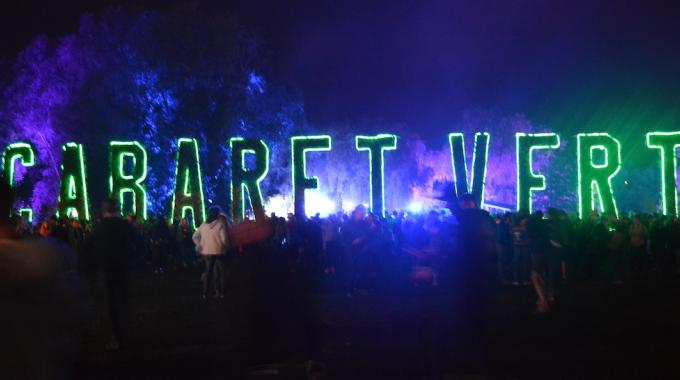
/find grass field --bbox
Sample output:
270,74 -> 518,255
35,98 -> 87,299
73,256 -> 680,379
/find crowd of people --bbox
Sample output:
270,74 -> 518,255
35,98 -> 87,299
5,177 -> 680,373
7,196 -> 680,320
8,199 -> 680,310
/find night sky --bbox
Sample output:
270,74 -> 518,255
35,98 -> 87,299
2,0 -> 679,136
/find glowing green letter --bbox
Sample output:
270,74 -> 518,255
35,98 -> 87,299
230,138 -> 269,222
109,141 -> 148,220
515,133 -> 560,213
2,142 -> 35,187
58,142 -> 90,220
291,135 -> 332,217
2,142 -> 36,217
170,138 -> 206,228
646,131 -> 680,216
18,208 -> 33,223
577,133 -> 622,218
355,134 -> 397,217
448,132 -> 490,208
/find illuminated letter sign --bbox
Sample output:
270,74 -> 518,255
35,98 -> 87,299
355,134 -> 397,217
448,132 -> 490,208
646,132 -> 680,216
515,133 -> 560,213
577,133 -> 622,218
291,135 -> 332,217
1,142 -> 35,217
109,141 -> 148,220
2,142 -> 35,187
230,138 -> 269,222
170,138 -> 206,228
6,129 -> 674,221
58,142 -> 90,220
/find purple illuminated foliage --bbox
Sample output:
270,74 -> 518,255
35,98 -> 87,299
305,112 -> 575,213
4,7 -> 646,217
0,7 -> 303,218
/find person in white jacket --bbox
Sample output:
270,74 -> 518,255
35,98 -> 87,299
193,207 -> 229,298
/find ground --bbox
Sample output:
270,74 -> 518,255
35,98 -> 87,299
73,256 -> 680,379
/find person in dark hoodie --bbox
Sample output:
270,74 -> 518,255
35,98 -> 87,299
448,193 -> 496,373
83,197 -> 138,350
192,206 -> 229,299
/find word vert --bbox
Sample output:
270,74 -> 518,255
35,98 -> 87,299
2,132 -> 679,221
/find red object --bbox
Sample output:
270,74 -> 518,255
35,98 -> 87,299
229,219 -> 273,247
410,266 -> 435,284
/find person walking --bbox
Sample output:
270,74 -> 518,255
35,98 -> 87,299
193,207 -> 229,299
176,217 -> 196,268
668,216 -> 680,274
448,193 -> 497,372
83,197 -> 138,350
527,211 -> 551,313
511,212 -> 531,286
149,217 -> 172,274
629,216 -> 647,276
546,209 -> 568,301
341,205 -> 369,296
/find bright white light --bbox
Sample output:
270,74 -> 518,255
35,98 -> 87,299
408,202 -> 423,213
264,194 -> 292,217
342,200 -> 357,212
265,192 -> 336,218
69,209 -> 79,219
305,191 -> 335,217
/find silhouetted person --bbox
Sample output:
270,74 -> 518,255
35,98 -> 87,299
149,216 -> 172,274
449,193 -> 496,373
527,211 -> 550,312
176,217 -> 196,268
83,197 -> 137,350
511,210 -> 531,285
649,216 -> 667,273
669,216 -> 680,274
1,177 -> 87,378
341,205 -> 369,296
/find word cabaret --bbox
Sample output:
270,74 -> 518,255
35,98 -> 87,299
2,132 -> 680,223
